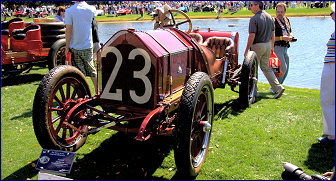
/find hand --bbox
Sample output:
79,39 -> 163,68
244,49 -> 248,58
322,172 -> 333,177
65,48 -> 69,56
282,35 -> 292,42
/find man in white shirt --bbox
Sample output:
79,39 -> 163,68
64,1 -> 98,94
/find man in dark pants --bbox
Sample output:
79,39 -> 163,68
244,1 -> 285,99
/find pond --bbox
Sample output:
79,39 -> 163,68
97,16 -> 335,90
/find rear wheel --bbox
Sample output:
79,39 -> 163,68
239,51 -> 258,108
33,65 -> 91,151
48,39 -> 66,70
174,72 -> 214,178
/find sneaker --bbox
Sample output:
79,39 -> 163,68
269,87 -> 275,94
318,137 -> 335,144
255,91 -> 259,97
273,87 -> 285,99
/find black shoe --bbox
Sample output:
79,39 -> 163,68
318,137 -> 335,144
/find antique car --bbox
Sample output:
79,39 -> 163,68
116,8 -> 132,15
13,11 -> 25,17
32,10 -> 257,178
1,18 -> 66,76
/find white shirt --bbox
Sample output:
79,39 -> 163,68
64,2 -> 96,50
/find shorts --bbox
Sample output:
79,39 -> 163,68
70,48 -> 97,77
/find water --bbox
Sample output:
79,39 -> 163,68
97,17 -> 335,90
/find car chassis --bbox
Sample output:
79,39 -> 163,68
33,10 -> 257,178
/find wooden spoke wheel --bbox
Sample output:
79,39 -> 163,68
33,65 -> 91,151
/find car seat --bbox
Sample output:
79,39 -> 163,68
11,24 -> 42,52
1,18 -> 24,50
189,33 -> 203,44
202,37 -> 234,60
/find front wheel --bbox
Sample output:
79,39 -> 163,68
239,51 -> 258,108
33,65 -> 92,151
174,72 -> 214,178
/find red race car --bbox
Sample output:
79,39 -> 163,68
13,11 -> 26,17
117,8 -> 132,15
33,10 -> 257,178
1,18 -> 66,76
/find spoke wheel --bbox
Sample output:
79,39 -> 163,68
161,9 -> 192,34
239,51 -> 258,108
48,39 -> 66,70
175,72 -> 214,178
33,65 -> 91,151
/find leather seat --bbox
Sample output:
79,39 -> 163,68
202,37 -> 234,60
1,18 -> 24,35
12,25 -> 40,40
189,33 -> 203,44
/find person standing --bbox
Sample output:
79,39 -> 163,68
274,3 -> 295,85
244,1 -> 285,99
54,6 -> 65,22
216,7 -> 222,19
64,1 -> 98,95
318,3 -> 335,144
153,4 -> 171,29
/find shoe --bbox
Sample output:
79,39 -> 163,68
273,87 -> 285,99
269,87 -> 275,93
318,137 -> 335,144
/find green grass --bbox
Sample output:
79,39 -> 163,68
1,66 -> 334,180
2,6 -> 331,23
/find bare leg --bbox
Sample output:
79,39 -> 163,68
91,77 -> 98,95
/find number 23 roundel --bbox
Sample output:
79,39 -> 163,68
100,44 -> 154,107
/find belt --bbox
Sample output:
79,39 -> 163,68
275,44 -> 289,48
324,61 -> 335,64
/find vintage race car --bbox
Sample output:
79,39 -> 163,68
117,8 -> 132,15
1,18 -> 66,76
32,10 -> 257,178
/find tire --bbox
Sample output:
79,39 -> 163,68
48,39 -> 66,70
239,51 -> 258,108
33,65 -> 92,151
174,72 -> 214,178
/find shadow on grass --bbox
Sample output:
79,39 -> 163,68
69,132 -> 175,180
136,16 -> 143,20
304,143 -> 335,173
10,109 -> 32,120
4,133 -> 176,180
3,160 -> 39,180
1,73 -> 45,87
214,92 -> 273,119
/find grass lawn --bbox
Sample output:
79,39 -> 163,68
1,66 -> 334,180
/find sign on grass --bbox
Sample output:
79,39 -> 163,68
36,149 -> 76,175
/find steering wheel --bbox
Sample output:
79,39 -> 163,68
160,9 -> 192,34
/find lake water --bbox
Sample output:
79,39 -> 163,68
97,17 -> 335,90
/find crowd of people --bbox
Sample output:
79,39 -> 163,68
92,1 -> 330,16
1,1 -> 331,19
